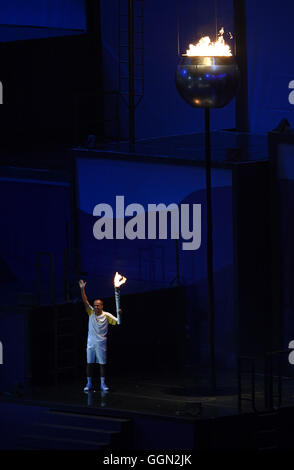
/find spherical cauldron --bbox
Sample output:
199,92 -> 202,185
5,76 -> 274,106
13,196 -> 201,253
175,55 -> 240,108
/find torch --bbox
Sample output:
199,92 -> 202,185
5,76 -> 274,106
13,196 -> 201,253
175,28 -> 240,393
114,271 -> 127,324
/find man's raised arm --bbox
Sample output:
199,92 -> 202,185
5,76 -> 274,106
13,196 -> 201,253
79,280 -> 93,314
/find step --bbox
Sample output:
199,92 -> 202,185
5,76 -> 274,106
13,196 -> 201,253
258,411 -> 278,418
258,446 -> 278,451
256,433 -> 277,449
257,429 -> 276,434
19,434 -> 108,450
42,410 -> 131,432
29,422 -> 119,444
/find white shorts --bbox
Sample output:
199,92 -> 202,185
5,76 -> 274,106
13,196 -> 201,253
86,344 -> 106,365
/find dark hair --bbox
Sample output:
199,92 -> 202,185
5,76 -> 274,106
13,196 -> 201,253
93,299 -> 103,304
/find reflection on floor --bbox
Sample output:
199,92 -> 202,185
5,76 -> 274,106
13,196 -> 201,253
3,370 -> 294,419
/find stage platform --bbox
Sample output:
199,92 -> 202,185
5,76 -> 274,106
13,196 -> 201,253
0,131 -> 268,171
2,371 -> 294,450
0,24 -> 85,43
76,130 -> 268,168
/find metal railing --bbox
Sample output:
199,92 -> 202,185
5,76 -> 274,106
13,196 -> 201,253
264,349 -> 292,410
238,356 -> 256,411
238,350 -> 294,412
118,0 -> 144,146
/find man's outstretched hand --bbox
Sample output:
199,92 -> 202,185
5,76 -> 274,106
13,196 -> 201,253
79,279 -> 86,289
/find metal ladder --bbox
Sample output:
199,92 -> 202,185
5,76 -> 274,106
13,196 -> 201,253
118,0 -> 145,145
36,250 -> 77,384
36,252 -> 55,306
53,304 -> 78,385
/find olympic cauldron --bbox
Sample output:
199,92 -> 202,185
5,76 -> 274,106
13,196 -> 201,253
174,30 -> 239,393
175,55 -> 239,108
175,31 -> 239,108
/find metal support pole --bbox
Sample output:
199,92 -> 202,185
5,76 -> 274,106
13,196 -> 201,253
128,0 -> 135,149
264,354 -> 269,409
268,354 -> 273,410
237,357 -> 242,411
175,239 -> 180,286
278,354 -> 282,408
233,0 -> 249,132
251,360 -> 256,411
64,220 -> 70,302
204,108 -> 216,394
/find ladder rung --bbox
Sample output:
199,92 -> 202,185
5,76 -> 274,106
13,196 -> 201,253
120,92 -> 144,97
120,45 -> 144,49
57,348 -> 75,354
120,76 -> 144,80
57,335 -> 74,339
57,366 -> 76,371
120,30 -> 144,34
119,63 -> 144,68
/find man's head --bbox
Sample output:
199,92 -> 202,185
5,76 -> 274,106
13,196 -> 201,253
93,299 -> 103,315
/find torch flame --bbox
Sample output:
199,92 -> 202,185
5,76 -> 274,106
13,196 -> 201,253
186,27 -> 232,57
114,271 -> 127,288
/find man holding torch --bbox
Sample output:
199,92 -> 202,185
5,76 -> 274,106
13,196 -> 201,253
79,272 -> 127,392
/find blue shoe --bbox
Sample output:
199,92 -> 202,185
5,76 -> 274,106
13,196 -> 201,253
84,384 -> 93,392
100,378 -> 109,391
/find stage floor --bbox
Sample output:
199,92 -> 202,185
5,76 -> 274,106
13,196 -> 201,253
3,370 -> 294,421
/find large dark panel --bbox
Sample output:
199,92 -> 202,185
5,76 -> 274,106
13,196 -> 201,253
0,32 -> 103,149
269,132 -> 294,357
233,161 -> 271,357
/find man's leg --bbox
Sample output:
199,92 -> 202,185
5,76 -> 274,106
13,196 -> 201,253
100,364 -> 109,391
84,347 -> 95,391
95,344 -> 109,391
100,364 -> 106,377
